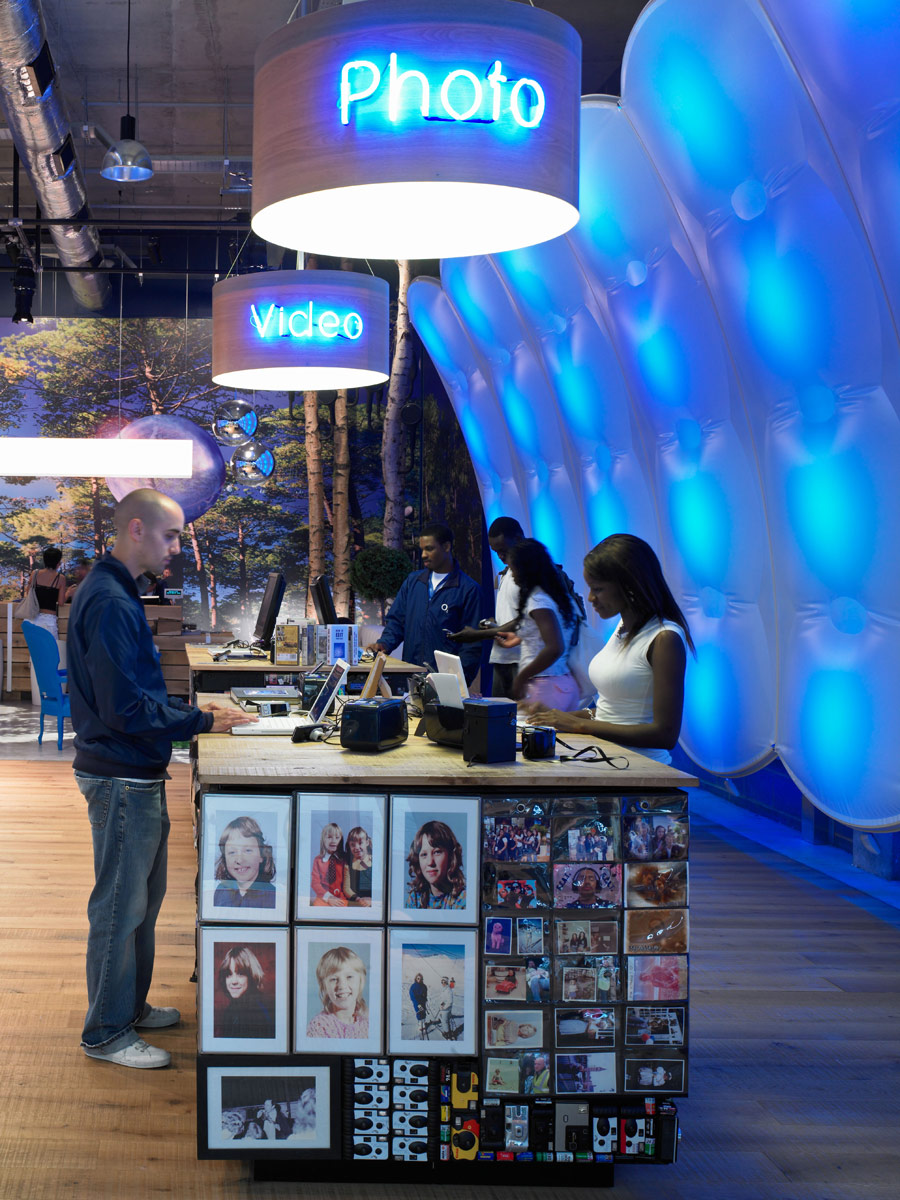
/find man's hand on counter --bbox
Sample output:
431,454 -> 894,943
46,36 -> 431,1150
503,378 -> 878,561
202,702 -> 260,733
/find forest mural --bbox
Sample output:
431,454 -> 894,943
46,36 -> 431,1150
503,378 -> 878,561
0,315 -> 482,639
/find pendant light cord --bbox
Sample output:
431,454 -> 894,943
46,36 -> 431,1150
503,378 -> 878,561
126,0 -> 132,114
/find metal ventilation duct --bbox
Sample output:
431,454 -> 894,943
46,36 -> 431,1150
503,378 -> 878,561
0,0 -> 109,311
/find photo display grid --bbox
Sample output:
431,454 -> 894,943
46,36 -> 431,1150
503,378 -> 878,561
480,793 -> 689,1098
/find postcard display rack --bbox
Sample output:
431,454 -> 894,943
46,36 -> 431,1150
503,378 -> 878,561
195,785 -> 688,1184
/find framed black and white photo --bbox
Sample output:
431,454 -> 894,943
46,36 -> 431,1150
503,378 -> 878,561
388,926 -> 477,1055
389,794 -> 480,924
294,926 -> 383,1055
199,793 -> 292,924
295,792 -> 387,922
199,926 -> 290,1053
198,1057 -> 339,1157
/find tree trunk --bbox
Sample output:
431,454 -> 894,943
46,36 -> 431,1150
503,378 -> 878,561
332,388 -> 352,617
204,529 -> 218,630
237,518 -> 248,619
382,259 -> 415,549
305,389 -> 326,618
90,477 -> 105,556
187,521 -> 210,627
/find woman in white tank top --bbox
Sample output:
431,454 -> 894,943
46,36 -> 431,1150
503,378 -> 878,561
522,535 -> 694,764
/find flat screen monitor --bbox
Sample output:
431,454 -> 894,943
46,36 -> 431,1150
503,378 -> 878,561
252,571 -> 286,649
310,574 -> 340,626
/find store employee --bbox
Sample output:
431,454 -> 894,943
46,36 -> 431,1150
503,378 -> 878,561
368,522 -> 484,683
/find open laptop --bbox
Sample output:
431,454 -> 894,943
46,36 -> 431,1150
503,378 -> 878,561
231,659 -> 349,735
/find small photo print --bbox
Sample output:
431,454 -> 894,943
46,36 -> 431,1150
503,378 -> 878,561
553,863 -> 622,909
485,962 -> 527,1001
498,878 -> 539,908
295,793 -> 386,921
626,955 -> 689,1002
555,918 -> 620,956
555,1007 -> 616,1049
204,1062 -> 334,1154
624,1005 -> 686,1047
623,909 -> 689,956
199,927 -> 290,1053
493,865 -> 551,909
516,917 -> 545,956
623,814 -> 689,863
482,813 -> 550,863
557,956 -> 621,1003
486,1052 -> 552,1095
561,966 -> 597,1003
484,917 -> 513,955
625,862 -> 688,908
389,795 -> 480,924
551,813 -> 620,863
623,1052 -> 687,1094
294,927 -> 383,1054
389,926 -> 477,1055
199,793 -> 292,923
485,1008 -> 544,1049
555,1052 -> 617,1094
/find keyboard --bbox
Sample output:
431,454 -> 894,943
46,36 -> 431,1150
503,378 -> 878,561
232,714 -> 314,736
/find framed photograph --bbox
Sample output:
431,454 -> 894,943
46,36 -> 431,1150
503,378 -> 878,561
553,863 -> 622,909
294,927 -> 383,1054
555,1007 -> 617,1049
623,814 -> 689,863
198,1057 -> 338,1157
625,862 -> 688,908
199,793 -> 292,924
485,1051 -> 552,1095
623,909 -> 689,956
551,812 -> 620,863
485,1008 -> 544,1050
484,917 -> 513,955
199,927 -> 290,1054
623,1050 -> 687,1094
482,811 -> 550,863
555,1052 -> 617,1094
389,795 -> 480,924
626,955 -> 689,1002
624,1005 -> 686,1047
516,917 -> 545,956
295,792 -> 387,921
388,926 -> 477,1054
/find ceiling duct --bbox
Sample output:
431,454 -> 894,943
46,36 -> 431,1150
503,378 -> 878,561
0,0 -> 109,311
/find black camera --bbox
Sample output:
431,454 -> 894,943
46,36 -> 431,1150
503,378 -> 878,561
520,724 -> 556,760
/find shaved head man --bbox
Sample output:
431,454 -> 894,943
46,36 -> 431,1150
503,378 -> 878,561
67,488 -> 254,1070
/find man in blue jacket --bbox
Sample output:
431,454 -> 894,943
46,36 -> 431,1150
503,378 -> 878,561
368,523 -> 484,683
68,488 -> 254,1069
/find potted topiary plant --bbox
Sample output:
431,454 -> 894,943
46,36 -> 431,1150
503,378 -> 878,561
350,544 -> 412,622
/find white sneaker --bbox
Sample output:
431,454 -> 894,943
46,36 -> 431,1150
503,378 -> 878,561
83,1037 -> 171,1069
134,1005 -> 181,1029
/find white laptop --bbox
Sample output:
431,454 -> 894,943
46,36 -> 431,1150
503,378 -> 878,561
231,659 -> 349,735
433,649 -> 469,699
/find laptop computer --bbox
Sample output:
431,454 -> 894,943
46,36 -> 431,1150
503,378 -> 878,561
231,659 -> 350,734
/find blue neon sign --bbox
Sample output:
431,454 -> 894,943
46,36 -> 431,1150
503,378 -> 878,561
339,55 -> 545,128
249,302 -> 364,341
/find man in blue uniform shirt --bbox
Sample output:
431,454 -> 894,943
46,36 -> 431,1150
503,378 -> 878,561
367,523 -> 484,683
68,488 -> 255,1069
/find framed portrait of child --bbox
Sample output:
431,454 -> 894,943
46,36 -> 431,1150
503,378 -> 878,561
388,794 -> 480,925
294,792 -> 387,922
294,927 -> 384,1055
199,926 -> 290,1054
199,793 -> 293,924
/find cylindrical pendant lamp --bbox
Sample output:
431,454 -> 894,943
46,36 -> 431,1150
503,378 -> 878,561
211,270 -> 390,391
251,0 -> 581,259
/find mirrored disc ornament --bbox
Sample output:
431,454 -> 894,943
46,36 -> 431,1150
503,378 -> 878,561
212,397 -> 259,447
231,439 -> 275,483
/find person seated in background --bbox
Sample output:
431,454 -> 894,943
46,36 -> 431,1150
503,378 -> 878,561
25,546 -> 67,637
64,558 -> 93,603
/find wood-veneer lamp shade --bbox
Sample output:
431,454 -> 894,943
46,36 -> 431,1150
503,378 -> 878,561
251,0 -> 581,259
211,270 -> 390,392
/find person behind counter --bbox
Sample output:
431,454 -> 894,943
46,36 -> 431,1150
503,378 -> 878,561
64,557 -> 93,604
25,546 -> 67,637
213,816 -> 276,909
522,534 -> 694,765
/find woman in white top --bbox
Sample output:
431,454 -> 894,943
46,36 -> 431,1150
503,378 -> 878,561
493,538 -> 581,710
523,535 -> 694,763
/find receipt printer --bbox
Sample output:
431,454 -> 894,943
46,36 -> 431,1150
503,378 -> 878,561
340,697 -> 409,752
462,698 -> 516,764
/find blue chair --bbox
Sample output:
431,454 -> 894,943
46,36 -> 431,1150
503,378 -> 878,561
21,620 -> 71,750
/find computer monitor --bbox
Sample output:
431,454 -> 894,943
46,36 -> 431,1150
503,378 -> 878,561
307,658 -> 350,722
310,574 -> 341,625
252,571 -> 286,650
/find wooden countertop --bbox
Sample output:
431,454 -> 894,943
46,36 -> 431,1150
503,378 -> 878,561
186,644 -> 424,674
195,693 -> 698,791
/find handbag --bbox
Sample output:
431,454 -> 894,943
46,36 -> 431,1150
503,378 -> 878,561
13,585 -> 39,621
567,617 -> 603,708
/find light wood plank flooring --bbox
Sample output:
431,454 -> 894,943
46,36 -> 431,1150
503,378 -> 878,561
0,761 -> 898,1200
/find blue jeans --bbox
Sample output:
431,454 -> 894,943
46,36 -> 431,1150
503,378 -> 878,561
76,773 -> 169,1050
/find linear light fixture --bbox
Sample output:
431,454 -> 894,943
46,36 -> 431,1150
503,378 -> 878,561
0,438 -> 193,478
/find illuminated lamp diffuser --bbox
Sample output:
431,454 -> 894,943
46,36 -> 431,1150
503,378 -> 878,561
211,270 -> 390,391
251,0 -> 581,259
0,437 -> 192,478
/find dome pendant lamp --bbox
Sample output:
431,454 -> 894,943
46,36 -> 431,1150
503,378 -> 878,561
100,0 -> 153,183
251,0 -> 581,259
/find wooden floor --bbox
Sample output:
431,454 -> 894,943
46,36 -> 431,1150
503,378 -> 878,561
1,762 -> 898,1200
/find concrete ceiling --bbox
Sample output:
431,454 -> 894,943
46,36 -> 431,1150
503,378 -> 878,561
0,0 -> 646,230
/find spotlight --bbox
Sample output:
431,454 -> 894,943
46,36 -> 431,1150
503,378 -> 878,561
12,260 -> 35,324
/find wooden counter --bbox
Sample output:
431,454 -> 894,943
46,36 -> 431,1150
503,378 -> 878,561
186,643 -> 424,675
